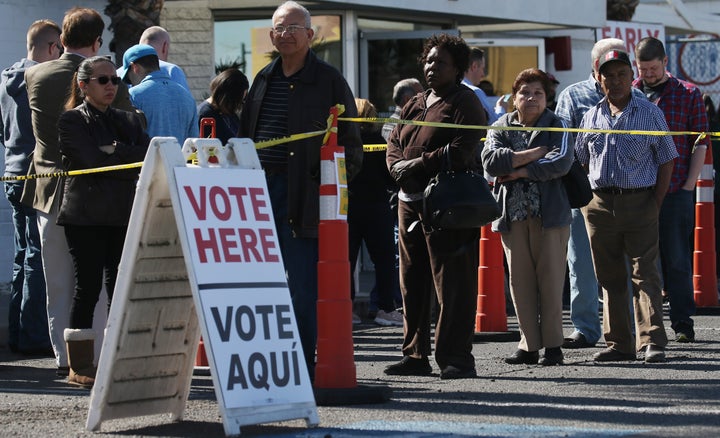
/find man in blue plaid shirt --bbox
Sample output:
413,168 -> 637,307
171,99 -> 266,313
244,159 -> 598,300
634,36 -> 709,344
575,49 -> 677,364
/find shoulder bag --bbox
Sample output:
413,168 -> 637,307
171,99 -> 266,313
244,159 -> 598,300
422,146 -> 501,230
562,157 -> 593,208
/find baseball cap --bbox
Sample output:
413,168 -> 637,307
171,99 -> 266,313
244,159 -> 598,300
118,44 -> 157,81
597,49 -> 632,73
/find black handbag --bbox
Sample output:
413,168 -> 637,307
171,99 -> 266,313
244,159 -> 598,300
562,158 -> 593,208
422,146 -> 501,230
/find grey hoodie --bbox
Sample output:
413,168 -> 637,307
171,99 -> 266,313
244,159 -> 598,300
1,58 -> 38,176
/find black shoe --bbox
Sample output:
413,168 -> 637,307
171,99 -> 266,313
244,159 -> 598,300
562,333 -> 595,349
440,365 -> 477,380
593,347 -> 636,362
504,349 -> 539,365
384,356 -> 432,376
540,347 -> 564,366
644,344 -> 666,363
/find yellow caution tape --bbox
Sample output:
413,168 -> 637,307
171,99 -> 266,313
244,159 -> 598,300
10,113 -> 718,181
340,116 -> 720,139
0,161 -> 143,182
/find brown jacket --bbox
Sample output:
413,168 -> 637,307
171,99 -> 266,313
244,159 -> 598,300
386,84 -> 487,195
22,53 -> 133,213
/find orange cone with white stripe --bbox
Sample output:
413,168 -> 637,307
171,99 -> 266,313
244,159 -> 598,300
314,105 -> 356,389
694,142 -> 718,307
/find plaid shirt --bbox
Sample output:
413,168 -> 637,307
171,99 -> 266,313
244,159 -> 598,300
576,93 -> 678,190
633,73 -> 709,193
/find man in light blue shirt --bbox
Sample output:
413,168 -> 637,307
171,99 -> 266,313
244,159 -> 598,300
139,26 -> 190,91
121,44 -> 198,145
462,47 -> 499,124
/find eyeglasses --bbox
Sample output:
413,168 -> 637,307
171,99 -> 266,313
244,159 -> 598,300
272,25 -> 307,35
89,75 -> 120,86
98,36 -> 103,48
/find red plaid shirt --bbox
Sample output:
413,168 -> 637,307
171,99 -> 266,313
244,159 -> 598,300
633,73 -> 709,193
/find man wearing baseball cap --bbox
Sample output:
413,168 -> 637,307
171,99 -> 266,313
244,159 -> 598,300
575,49 -> 677,364
119,43 -> 198,144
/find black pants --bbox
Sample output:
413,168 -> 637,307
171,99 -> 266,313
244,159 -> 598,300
64,224 -> 127,329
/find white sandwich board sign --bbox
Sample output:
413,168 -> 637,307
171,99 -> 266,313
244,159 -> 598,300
87,137 -> 318,436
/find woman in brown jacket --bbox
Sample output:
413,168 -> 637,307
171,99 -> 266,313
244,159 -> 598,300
384,34 -> 487,380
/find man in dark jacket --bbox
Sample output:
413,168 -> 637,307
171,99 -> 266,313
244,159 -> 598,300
238,1 -> 362,379
22,7 -> 134,376
0,19 -> 61,356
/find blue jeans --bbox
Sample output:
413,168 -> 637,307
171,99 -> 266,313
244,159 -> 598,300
266,174 -> 318,376
4,181 -> 49,351
567,208 -> 602,344
658,189 -> 695,333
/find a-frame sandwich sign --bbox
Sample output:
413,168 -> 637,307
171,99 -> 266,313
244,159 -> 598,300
86,137 -> 318,436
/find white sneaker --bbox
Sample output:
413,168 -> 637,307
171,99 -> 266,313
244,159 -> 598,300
352,312 -> 362,325
374,309 -> 403,327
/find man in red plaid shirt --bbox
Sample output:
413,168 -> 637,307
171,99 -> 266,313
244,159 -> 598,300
633,36 -> 709,344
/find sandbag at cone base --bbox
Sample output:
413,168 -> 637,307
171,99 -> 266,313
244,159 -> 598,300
64,328 -> 96,388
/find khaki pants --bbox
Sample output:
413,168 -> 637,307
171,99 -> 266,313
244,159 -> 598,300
501,217 -> 569,352
583,191 -> 668,353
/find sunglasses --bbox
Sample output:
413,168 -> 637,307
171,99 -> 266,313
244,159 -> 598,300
89,75 -> 121,86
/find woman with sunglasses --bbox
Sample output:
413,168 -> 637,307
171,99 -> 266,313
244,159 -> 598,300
56,56 -> 149,387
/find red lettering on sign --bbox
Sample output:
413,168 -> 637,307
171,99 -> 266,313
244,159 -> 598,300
192,227 -> 280,263
249,187 -> 270,221
218,228 -> 241,262
194,228 -> 220,263
228,187 -> 249,220
259,228 -> 279,262
184,186 -> 207,220
209,186 -> 231,221
185,185 -> 271,222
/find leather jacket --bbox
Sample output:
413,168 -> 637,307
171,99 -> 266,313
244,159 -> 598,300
56,102 -> 149,226
239,50 -> 362,238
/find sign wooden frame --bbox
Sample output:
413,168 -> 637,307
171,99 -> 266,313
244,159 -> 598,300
87,137 -> 318,436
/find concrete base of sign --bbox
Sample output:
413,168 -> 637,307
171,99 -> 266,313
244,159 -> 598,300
313,384 -> 392,406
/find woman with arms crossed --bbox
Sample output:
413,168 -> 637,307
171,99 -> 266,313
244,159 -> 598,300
57,56 -> 149,387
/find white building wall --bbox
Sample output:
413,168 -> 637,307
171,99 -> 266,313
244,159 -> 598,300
0,0 -> 109,283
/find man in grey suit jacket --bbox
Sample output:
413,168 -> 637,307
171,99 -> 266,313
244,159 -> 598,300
22,7 -> 134,376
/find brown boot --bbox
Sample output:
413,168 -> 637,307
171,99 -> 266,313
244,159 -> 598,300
63,328 -> 96,388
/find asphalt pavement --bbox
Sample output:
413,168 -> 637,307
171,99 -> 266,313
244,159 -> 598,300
1,282 -> 720,437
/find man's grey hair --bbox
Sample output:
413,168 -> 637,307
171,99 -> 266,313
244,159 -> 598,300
392,78 -> 422,106
591,38 -> 626,72
273,1 -> 311,27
